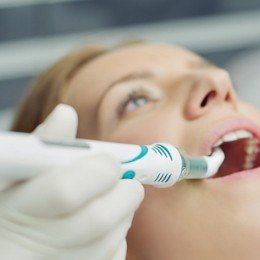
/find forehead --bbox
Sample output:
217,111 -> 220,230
65,44 -> 200,109
73,44 -> 200,84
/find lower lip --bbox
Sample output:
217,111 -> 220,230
209,167 -> 260,183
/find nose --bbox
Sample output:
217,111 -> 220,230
184,68 -> 238,120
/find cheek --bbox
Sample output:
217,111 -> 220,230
106,114 -> 183,145
109,121 -> 165,144
238,101 -> 260,126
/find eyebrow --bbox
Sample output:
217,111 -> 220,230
96,71 -> 155,110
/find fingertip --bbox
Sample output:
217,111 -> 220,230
34,104 -> 78,138
112,239 -> 127,260
66,153 -> 122,190
120,179 -> 145,203
130,180 -> 145,202
90,153 -> 122,178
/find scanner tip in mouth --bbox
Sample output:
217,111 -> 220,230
204,148 -> 225,178
211,137 -> 260,178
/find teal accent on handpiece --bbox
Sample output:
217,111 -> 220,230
155,144 -> 173,161
122,145 -> 148,164
122,170 -> 136,179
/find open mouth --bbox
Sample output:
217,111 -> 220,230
210,130 -> 260,178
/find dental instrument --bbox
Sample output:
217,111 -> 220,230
0,131 -> 225,188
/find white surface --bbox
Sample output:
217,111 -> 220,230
204,148 -> 225,178
1,10 -> 260,80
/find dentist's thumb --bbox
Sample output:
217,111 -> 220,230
33,104 -> 78,139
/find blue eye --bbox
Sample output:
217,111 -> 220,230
118,91 -> 151,116
117,85 -> 162,117
124,96 -> 149,112
132,97 -> 148,107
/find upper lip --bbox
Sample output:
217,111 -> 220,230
201,117 -> 260,155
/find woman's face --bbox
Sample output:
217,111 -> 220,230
65,44 -> 260,259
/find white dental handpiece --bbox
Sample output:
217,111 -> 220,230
0,131 -> 225,188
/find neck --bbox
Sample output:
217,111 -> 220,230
126,182 -> 210,260
126,187 -> 178,260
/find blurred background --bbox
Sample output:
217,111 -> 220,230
1,0 -> 260,129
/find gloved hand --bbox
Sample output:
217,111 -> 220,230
0,104 -> 144,259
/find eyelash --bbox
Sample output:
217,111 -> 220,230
117,86 -> 151,117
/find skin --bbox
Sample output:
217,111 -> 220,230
64,43 -> 260,259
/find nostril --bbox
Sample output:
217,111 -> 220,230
225,92 -> 231,102
200,90 -> 216,107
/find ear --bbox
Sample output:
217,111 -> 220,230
33,104 -> 78,139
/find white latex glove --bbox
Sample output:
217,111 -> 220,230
0,104 -> 144,259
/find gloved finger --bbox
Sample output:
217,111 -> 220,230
5,154 -> 122,217
61,216 -> 132,260
112,239 -> 127,260
33,104 -> 78,139
44,180 -> 143,246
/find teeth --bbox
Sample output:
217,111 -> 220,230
213,130 -> 253,148
222,132 -> 238,142
214,139 -> 223,147
211,129 -> 260,171
211,129 -> 259,171
243,137 -> 260,170
245,143 -> 258,155
243,161 -> 254,170
235,130 -> 253,139
245,153 -> 256,162
247,138 -> 259,145
243,154 -> 256,170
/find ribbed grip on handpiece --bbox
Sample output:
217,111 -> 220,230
178,148 -> 225,180
121,143 -> 184,188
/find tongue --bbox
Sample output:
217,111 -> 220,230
213,139 -> 247,178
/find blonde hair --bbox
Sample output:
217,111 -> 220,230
11,45 -> 107,132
